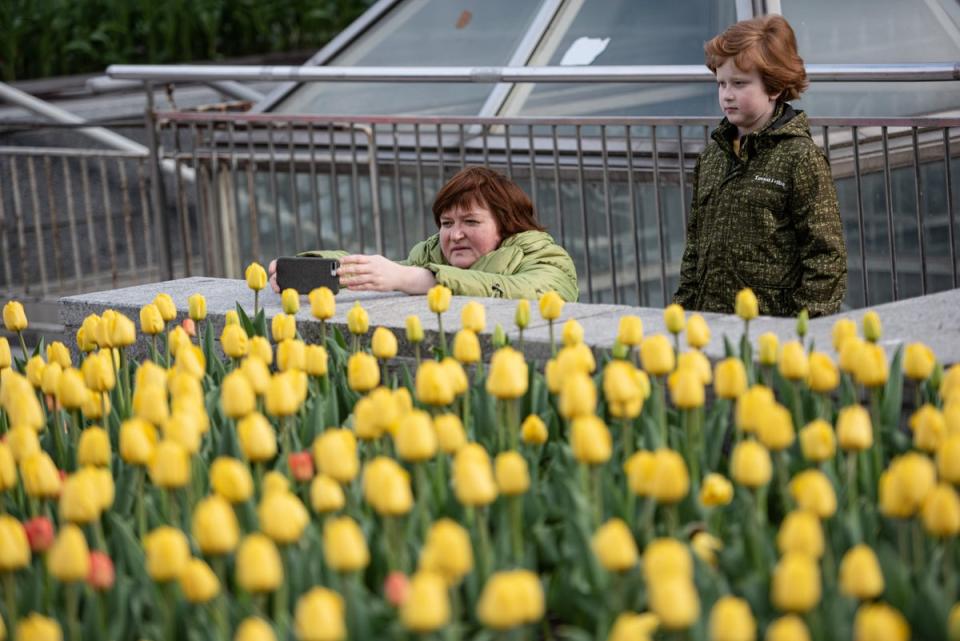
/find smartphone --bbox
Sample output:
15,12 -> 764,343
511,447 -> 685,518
275,257 -> 341,294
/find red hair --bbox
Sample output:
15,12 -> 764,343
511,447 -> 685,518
705,15 -> 808,102
432,166 -> 544,235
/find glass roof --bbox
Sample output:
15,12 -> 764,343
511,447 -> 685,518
272,0 -> 545,115
267,0 -> 960,117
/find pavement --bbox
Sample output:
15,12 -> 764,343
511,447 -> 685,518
57,277 -> 960,366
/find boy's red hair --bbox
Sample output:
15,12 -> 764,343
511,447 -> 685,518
705,15 -> 808,102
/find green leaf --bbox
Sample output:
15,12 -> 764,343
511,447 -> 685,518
880,346 -> 904,433
235,303 -> 256,338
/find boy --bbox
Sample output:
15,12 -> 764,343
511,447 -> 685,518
673,15 -> 847,317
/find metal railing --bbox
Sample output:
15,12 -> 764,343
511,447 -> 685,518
2,64 -> 960,311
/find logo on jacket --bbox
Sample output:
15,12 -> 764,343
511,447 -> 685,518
754,175 -> 786,188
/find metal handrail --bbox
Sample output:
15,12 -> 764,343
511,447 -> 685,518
106,63 -> 960,84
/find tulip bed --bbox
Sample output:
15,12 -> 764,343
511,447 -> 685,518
1,272 -> 960,641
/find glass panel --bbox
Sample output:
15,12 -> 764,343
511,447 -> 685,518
273,0 -> 546,115
783,0 -> 960,116
514,0 -> 736,116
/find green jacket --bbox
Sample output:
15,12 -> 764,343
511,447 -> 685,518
303,230 -> 579,301
673,104 -> 847,317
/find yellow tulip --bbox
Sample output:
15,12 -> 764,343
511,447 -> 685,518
78,314 -> 101,351
603,360 -> 645,419
54,368 -> 86,412
0,336 -> 9,369
521,414 -> 548,445
730,440 -> 772,488
708,596 -> 756,641
309,287 -> 336,320
419,518 -> 473,585
853,603 -> 910,641
642,537 -> 693,583
862,310 -> 882,342
396,410 -> 437,462
494,451 -> 529,495
799,419 -> 835,463
245,262 -> 267,291
259,490 -> 309,544
270,313 -> 297,343
265,372 -> 301,417
699,473 -> 734,507
452,329 -> 481,364
15,614 -> 61,641
235,617 -> 277,641
758,332 -> 779,366
806,352 -> 838,392
714,358 -> 747,399
837,405 -> 873,451
778,341 -> 809,381
685,313 -> 710,349
192,494 -> 240,555
625,450 -> 656,497
401,571 -> 450,633
219,324 -> 249,360
910,404 -> 946,452
839,336 -> 865,374
691,531 -> 722,568
591,518 -> 638,572
304,345 -> 328,377
225,310 -> 240,326
310,475 -> 345,514
854,343 -> 888,388
277,339 -> 306,372
514,299 -> 531,329
0,515 -> 30,571
21,452 -> 61,498
294,587 -> 346,641
648,577 -> 700,630
608,612 -> 659,641
323,516 -> 369,572
640,335 -> 674,376
771,553 -> 820,613
669,367 -> 704,409
405,315 -> 424,343
839,544 -> 884,600
560,371 -> 597,419
460,301 -> 486,333
149,440 -> 190,488
412,361 -> 454,408
185,293 -> 206,321
209,457 -> 253,503
236,534 -> 283,593
831,317 -> 857,352
364,327 -> 395,361
25,355 -> 46,389
561,319 -> 584,347
777,510 -> 824,558
362,456 -> 413,515
239,357 -> 270,396
119,418 -> 157,465
789,469 -> 837,519
903,342 -> 936,380
153,293 -> 177,323
880,452 -> 936,518
938,434 -> 960,484
6,426 -> 39,464
663,304 -> 685,334
140,303 -> 164,335
428,285 -> 452,314
433,413 -> 467,454
313,429 -> 359,483
2,300 -> 28,331
476,570 -> 544,629
249,336 -> 273,364
452,444 -> 498,507
538,291 -> 563,321
921,483 -> 960,537
238,413 -> 277,462
650,448 -> 689,504
218,370 -> 254,419
570,416 -> 612,465
180,558 -> 220,603
0,443 -> 16,492
39,362 -> 61,396
486,347 -> 528,400
441,358 -> 468,396
765,615 -> 811,641
757,403 -> 795,451
617,315 -> 643,346
280,288 -> 300,315
347,352 -> 379,393
735,288 -> 759,321
59,471 -> 101,524
144,526 -> 190,582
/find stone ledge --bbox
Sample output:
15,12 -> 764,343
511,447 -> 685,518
58,277 -> 960,366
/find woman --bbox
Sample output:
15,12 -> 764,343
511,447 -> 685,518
269,166 -> 579,301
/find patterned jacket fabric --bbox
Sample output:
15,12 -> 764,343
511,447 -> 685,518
673,104 -> 847,317
301,230 -> 579,302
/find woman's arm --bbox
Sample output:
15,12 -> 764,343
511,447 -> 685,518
337,255 -> 437,294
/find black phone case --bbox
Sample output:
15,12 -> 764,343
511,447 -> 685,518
275,257 -> 341,294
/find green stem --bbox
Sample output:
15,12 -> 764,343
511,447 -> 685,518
590,465 -> 603,529
548,321 -> 556,357
254,290 -> 259,316
414,463 -> 430,540
51,407 -> 66,470
510,496 -> 524,565
66,581 -> 81,641
274,546 -> 289,640
506,398 -> 519,452
437,313 -> 447,357
656,377 -> 667,448
414,342 -> 421,366
3,572 -> 17,633
845,452 -> 862,542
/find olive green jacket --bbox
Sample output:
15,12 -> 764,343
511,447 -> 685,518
302,230 -> 579,301
673,104 -> 847,317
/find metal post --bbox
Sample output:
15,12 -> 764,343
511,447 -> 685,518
143,81 -> 174,281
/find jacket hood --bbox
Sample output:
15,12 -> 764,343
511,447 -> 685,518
712,103 -> 811,152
